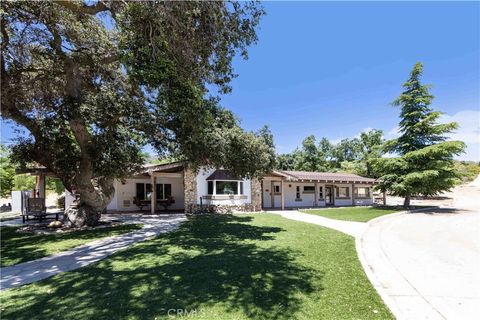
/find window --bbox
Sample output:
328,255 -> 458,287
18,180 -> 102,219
136,183 -> 171,200
273,185 -> 281,194
136,183 -> 146,200
146,183 -> 153,199
156,184 -> 163,200
356,187 -> 370,198
164,184 -> 172,199
319,186 -> 323,198
303,186 -> 315,193
136,183 -> 152,200
207,180 -> 244,195
216,181 -> 238,195
336,187 -> 350,198
156,183 -> 172,199
208,181 -> 214,195
296,186 -> 301,199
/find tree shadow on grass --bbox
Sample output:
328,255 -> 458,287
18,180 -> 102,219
3,215 -> 321,320
0,224 -> 141,267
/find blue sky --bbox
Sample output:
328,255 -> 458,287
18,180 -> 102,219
1,1 -> 479,160
219,1 -> 480,161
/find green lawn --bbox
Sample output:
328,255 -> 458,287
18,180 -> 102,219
0,224 -> 142,267
300,206 -> 400,222
0,214 -> 393,320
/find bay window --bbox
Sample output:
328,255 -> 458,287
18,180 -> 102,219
207,180 -> 244,195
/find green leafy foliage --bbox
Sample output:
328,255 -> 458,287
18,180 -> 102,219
0,145 -> 15,197
1,1 -> 272,218
454,161 -> 480,182
375,63 -> 465,206
275,129 -> 385,178
13,174 -> 36,192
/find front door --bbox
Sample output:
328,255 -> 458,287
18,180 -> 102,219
271,181 -> 282,208
325,186 -> 334,206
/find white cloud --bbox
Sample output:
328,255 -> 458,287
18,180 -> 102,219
353,127 -> 374,139
386,110 -> 480,161
438,110 -> 480,144
329,138 -> 343,144
387,126 -> 400,138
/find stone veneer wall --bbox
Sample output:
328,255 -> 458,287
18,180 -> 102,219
183,166 -> 198,214
250,178 -> 262,211
184,169 -> 263,214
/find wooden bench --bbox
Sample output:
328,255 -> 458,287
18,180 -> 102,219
22,198 -> 59,223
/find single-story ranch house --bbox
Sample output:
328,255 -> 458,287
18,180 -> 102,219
63,161 -> 376,213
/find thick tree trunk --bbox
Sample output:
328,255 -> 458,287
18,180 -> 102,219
64,204 -> 102,227
63,178 -> 115,228
403,194 -> 411,208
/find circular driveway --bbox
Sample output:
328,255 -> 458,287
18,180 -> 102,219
360,186 -> 480,320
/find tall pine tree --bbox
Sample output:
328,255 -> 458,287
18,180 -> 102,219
376,63 -> 465,207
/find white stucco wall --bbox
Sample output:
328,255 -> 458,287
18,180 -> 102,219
196,167 -> 252,205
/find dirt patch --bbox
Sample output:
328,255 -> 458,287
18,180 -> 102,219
15,221 -> 124,235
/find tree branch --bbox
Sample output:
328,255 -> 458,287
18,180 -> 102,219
54,1 -> 109,15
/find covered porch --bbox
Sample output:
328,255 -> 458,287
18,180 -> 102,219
108,162 -> 186,213
262,170 -> 377,210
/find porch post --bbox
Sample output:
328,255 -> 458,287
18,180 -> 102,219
151,174 -> 156,214
351,182 -> 355,206
270,180 -> 274,208
281,179 -> 285,210
314,181 -> 318,207
36,174 -> 46,198
260,180 -> 264,210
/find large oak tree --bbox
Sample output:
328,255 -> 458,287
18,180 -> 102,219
1,1 -> 274,226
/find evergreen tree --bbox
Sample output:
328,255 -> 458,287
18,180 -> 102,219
375,63 -> 465,207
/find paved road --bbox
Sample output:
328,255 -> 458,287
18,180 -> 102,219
360,181 -> 480,320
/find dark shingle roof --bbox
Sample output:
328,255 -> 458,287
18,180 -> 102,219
206,169 -> 241,181
274,170 -> 376,183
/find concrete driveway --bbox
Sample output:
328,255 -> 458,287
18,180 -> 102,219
359,181 -> 480,320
